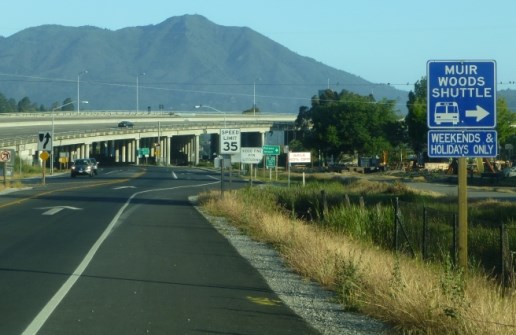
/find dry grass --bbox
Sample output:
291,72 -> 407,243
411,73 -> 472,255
199,189 -> 516,335
0,179 -> 24,191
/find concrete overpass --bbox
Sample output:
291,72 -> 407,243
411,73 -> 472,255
0,111 -> 296,167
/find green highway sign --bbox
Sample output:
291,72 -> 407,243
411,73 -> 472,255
265,155 -> 276,168
262,145 -> 280,155
138,147 -> 150,157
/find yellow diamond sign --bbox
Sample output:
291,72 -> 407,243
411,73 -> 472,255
39,151 -> 50,161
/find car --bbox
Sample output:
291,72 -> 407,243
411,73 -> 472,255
71,158 -> 94,177
503,166 -> 516,178
89,157 -> 99,175
118,121 -> 134,128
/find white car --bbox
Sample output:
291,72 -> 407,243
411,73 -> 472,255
503,166 -> 516,178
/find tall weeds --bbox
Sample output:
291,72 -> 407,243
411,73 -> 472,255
198,183 -> 516,335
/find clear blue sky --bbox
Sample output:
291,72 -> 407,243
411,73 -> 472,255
2,0 -> 515,91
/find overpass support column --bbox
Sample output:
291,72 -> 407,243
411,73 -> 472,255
135,139 -> 140,166
84,143 -> 90,158
109,141 -> 115,159
189,136 -> 194,165
185,138 -> 191,164
133,139 -> 138,163
260,132 -> 265,146
78,144 -> 83,158
115,142 -> 120,163
92,142 -> 98,156
102,141 -> 107,159
195,135 -> 200,165
121,141 -> 127,163
161,136 -> 167,166
73,145 -> 79,159
187,138 -> 194,164
166,136 -> 172,165
127,140 -> 133,163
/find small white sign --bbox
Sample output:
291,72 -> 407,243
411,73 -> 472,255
288,152 -> 311,163
240,147 -> 263,164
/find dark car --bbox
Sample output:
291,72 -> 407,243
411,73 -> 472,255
71,158 -> 94,177
89,157 -> 99,175
118,121 -> 134,128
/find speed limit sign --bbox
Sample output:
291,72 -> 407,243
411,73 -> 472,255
220,128 -> 241,154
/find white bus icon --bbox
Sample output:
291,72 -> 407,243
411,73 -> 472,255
434,102 -> 460,125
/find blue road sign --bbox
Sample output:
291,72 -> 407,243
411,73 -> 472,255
427,60 -> 496,129
427,130 -> 497,158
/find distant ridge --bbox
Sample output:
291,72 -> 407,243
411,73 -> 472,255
0,14 -> 410,113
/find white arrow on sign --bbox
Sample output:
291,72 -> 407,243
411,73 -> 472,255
36,206 -> 82,215
465,105 -> 489,122
37,131 -> 53,151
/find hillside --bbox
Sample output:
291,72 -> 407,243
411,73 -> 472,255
0,14 -> 408,113
499,89 -> 516,110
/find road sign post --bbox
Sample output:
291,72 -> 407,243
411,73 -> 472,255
39,151 -> 50,185
241,147 -> 264,186
1,149 -> 11,185
265,155 -> 277,180
265,155 -> 276,169
287,152 -> 311,187
262,145 -> 280,177
0,149 -> 11,163
427,60 -> 497,271
218,129 -> 241,196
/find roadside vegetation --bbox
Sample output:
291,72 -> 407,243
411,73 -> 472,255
198,174 -> 516,335
0,161 -> 43,191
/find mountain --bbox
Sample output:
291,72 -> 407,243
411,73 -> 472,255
499,89 -> 516,110
0,14 -> 408,114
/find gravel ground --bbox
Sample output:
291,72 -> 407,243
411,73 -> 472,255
191,196 -> 392,335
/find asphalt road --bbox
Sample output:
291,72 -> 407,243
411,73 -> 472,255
402,178 -> 516,200
0,166 -> 319,335
362,174 -> 516,201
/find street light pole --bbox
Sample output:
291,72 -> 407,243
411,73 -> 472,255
137,72 -> 145,112
194,104 -> 226,126
51,100 -> 88,174
51,111 -> 55,175
77,70 -> 87,113
51,100 -> 74,174
195,104 -> 227,197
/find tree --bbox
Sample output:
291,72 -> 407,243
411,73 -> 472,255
295,89 -> 399,160
0,92 -> 16,113
242,106 -> 260,114
17,96 -> 37,113
496,97 -> 516,145
405,77 -> 428,154
61,98 -> 74,111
